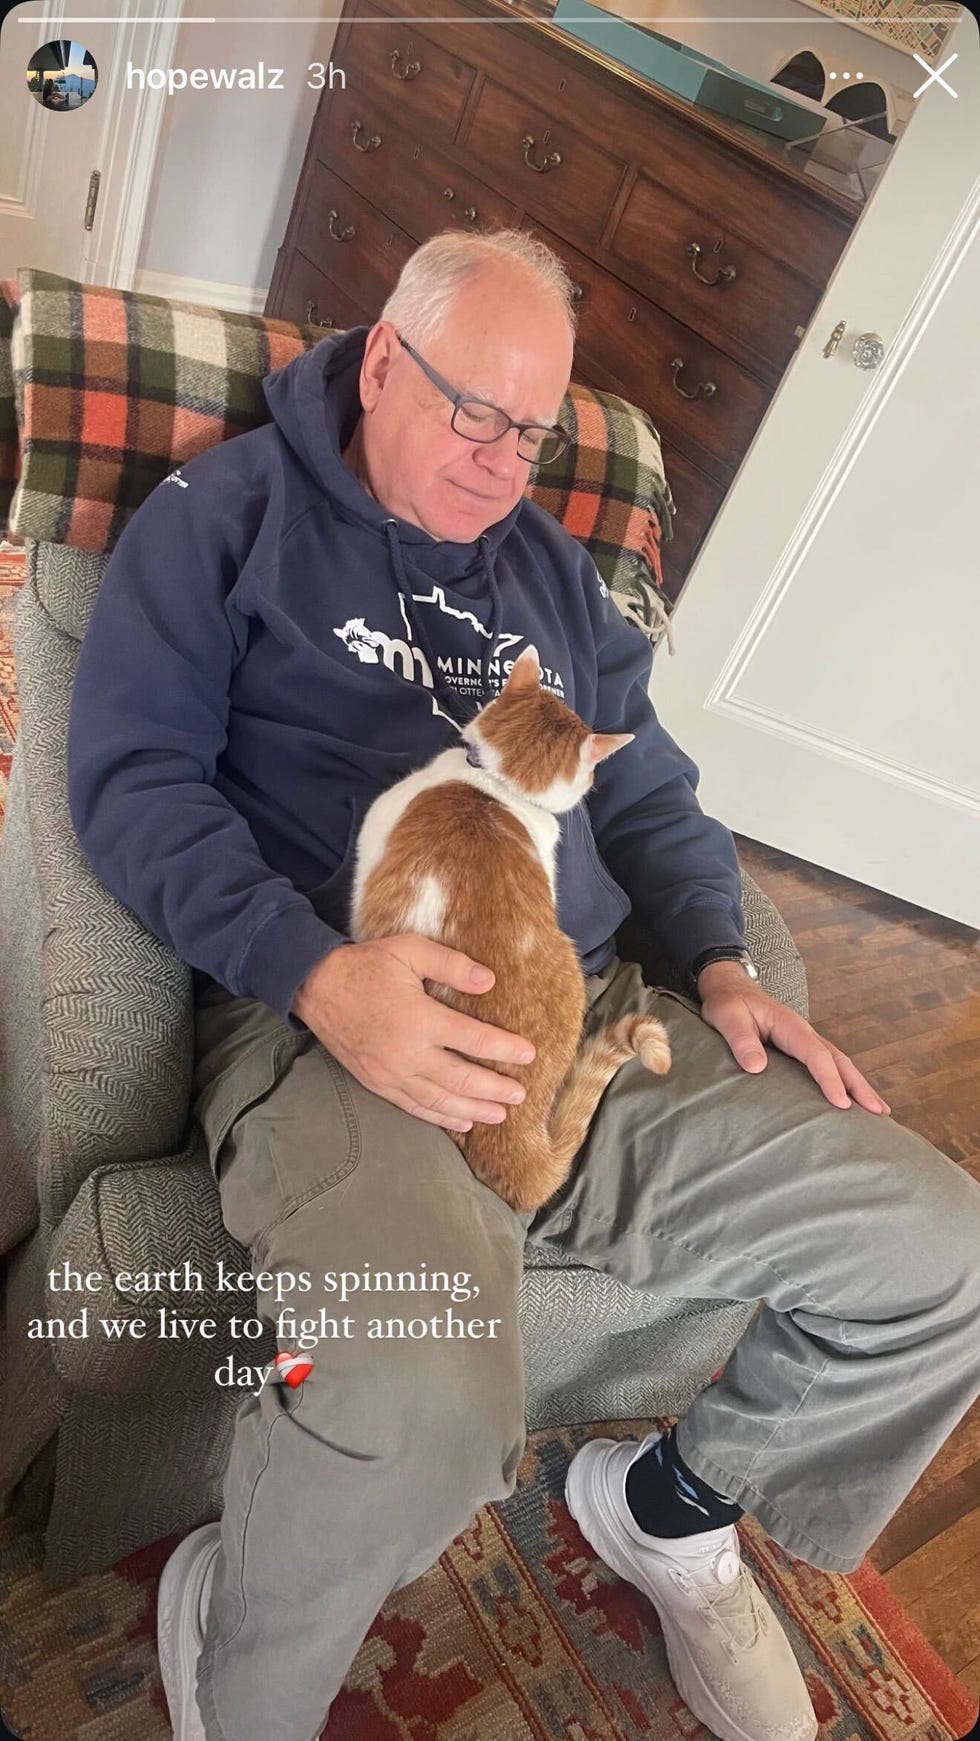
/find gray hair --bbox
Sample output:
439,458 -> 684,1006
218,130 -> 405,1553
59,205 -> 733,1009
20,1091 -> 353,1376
379,227 -> 578,349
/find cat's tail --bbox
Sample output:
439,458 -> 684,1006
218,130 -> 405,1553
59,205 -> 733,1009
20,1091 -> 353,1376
465,1015 -> 671,1216
543,1014 -> 671,1193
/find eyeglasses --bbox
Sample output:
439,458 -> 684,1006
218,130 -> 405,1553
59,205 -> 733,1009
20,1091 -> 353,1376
396,333 -> 570,466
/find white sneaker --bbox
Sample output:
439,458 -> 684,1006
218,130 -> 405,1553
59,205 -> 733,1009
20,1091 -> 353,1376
157,1521 -> 222,1740
565,1433 -> 817,1741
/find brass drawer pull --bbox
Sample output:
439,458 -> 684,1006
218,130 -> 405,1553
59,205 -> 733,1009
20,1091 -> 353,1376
390,48 -> 421,80
521,133 -> 562,174
306,301 -> 335,327
327,209 -> 355,243
671,357 -> 716,400
443,187 -> 478,223
570,282 -> 584,303
351,120 -> 382,153
688,240 -> 737,287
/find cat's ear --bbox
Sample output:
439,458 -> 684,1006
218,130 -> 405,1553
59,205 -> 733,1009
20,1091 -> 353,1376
583,732 -> 635,768
503,645 -> 541,692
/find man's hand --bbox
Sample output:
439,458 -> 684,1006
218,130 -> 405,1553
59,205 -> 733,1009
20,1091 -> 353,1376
696,960 -> 891,1115
292,934 -> 536,1134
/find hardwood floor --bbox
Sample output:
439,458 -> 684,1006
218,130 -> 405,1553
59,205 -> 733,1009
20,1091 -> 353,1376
735,834 -> 980,1703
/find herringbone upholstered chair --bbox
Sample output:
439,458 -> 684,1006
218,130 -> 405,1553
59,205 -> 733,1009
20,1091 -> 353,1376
0,276 -> 809,1588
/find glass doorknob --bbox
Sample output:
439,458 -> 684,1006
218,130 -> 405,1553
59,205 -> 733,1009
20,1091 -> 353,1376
853,333 -> 885,370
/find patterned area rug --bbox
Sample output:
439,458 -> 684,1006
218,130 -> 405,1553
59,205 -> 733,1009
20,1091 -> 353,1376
0,543 -> 975,1736
0,1418 -> 976,1740
0,544 -> 24,837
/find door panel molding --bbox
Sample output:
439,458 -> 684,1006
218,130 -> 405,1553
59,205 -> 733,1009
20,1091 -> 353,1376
706,170 -> 980,720
85,2 -> 184,288
713,698 -> 980,814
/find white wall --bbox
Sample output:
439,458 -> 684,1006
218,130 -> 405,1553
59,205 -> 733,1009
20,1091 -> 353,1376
136,5 -> 340,300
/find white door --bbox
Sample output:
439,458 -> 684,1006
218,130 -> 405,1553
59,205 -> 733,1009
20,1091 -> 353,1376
0,5 -> 179,287
652,10 -> 980,929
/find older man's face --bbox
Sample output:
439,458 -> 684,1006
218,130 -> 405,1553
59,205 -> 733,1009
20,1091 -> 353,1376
355,275 -> 574,543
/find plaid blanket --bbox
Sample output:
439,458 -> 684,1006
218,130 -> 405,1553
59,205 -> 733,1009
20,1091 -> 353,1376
0,269 -> 675,651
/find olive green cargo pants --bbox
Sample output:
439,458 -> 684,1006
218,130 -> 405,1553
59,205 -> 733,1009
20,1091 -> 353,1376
189,956 -> 980,1741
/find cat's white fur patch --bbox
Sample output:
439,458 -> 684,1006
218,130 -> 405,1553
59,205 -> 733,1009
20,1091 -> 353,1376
397,872 -> 447,941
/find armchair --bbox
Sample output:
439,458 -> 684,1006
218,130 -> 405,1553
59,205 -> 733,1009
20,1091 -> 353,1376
0,270 -> 808,1590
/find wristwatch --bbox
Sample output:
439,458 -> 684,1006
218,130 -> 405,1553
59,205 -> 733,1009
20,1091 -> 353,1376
686,947 -> 759,1001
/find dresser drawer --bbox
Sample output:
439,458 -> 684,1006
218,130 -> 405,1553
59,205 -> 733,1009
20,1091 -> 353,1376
275,250 -> 375,331
392,136 -> 518,242
626,115 -> 850,283
659,441 -> 726,590
340,0 -> 478,140
294,163 -> 416,314
317,86 -> 397,198
609,172 -> 820,379
538,226 -> 768,480
324,103 -> 517,246
460,78 -> 626,252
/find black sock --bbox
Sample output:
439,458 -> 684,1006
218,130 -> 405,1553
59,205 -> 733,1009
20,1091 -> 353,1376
624,1423 -> 744,1538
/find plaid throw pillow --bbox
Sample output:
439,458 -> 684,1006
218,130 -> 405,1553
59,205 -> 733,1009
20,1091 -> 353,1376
527,387 -> 675,654
6,269 -> 324,553
4,268 -> 675,649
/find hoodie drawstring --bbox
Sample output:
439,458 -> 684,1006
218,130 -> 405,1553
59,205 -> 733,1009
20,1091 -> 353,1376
382,518 -> 504,732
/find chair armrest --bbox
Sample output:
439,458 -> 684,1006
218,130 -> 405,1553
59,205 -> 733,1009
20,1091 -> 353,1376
614,866 -> 809,1020
0,738 -> 44,1254
737,867 -> 809,1018
46,1134 -> 274,1398
8,552 -> 195,1231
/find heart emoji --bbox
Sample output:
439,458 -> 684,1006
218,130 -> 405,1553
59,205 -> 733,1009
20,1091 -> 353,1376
275,1350 -> 313,1389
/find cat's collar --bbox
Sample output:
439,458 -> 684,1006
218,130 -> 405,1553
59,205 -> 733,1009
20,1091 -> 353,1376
459,741 -> 553,813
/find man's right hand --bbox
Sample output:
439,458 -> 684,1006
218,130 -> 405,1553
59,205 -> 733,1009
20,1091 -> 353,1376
291,934 -> 536,1134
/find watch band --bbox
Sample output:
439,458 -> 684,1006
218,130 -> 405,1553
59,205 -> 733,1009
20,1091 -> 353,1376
686,947 -> 758,1000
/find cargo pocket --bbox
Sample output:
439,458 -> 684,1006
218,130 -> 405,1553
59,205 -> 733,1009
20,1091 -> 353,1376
197,1027 -> 312,1183
237,1043 -> 362,1271
653,986 -> 704,1017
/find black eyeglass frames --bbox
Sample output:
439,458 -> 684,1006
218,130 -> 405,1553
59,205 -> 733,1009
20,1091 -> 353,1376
396,333 -> 570,466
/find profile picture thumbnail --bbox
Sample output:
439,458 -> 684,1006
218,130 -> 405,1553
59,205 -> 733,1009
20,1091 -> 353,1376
26,40 -> 98,111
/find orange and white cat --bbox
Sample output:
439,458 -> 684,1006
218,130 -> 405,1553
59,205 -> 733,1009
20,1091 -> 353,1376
348,645 -> 671,1214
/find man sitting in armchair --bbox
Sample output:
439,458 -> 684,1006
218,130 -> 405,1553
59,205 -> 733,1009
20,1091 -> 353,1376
66,227 -> 980,1741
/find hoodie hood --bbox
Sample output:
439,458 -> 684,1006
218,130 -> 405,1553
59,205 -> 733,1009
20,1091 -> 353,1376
263,327 -> 524,726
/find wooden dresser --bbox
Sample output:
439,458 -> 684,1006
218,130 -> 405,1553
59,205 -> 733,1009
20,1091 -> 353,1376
265,0 -> 860,600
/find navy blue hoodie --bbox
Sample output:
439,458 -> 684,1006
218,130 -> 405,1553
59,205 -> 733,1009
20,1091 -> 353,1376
67,326 -> 746,1031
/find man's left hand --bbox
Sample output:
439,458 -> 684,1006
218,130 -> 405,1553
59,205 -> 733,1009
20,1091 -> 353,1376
696,960 -> 891,1115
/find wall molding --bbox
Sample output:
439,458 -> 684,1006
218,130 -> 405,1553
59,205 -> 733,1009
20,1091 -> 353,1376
133,269 -> 269,315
